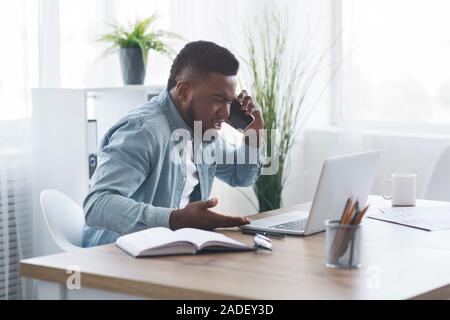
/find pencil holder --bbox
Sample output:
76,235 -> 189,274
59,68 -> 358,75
325,220 -> 361,269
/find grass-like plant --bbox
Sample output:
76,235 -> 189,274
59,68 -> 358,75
97,15 -> 179,65
242,9 -> 338,212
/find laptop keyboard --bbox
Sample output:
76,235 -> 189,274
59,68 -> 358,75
269,219 -> 307,231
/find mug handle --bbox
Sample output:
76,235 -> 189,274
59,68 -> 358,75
381,179 -> 392,200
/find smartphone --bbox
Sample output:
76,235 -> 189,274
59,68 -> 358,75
227,100 -> 255,130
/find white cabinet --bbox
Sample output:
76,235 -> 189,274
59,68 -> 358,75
31,86 -> 163,257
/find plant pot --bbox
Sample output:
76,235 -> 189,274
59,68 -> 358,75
119,48 -> 147,85
254,174 -> 283,212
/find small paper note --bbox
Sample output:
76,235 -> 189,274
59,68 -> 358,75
369,207 -> 450,231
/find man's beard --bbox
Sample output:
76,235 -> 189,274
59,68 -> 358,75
188,101 -> 214,132
186,101 -> 196,128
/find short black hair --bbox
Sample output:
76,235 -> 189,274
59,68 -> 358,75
167,41 -> 239,90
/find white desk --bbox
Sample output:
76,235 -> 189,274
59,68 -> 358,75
21,195 -> 450,299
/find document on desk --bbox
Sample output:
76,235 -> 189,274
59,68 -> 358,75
369,207 -> 450,231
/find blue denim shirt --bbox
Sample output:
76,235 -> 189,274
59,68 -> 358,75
82,89 -> 263,247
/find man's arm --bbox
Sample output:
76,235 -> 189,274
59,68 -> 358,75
83,119 -> 172,235
215,138 -> 264,187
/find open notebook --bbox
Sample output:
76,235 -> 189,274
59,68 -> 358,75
115,227 -> 254,257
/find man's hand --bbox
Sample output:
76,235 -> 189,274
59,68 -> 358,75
236,90 -> 264,148
169,198 -> 251,230
237,90 -> 264,132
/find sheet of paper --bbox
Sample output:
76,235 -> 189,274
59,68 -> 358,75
369,207 -> 450,231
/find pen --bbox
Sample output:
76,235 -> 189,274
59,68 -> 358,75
240,229 -> 285,239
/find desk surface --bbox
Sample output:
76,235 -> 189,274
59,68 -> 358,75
21,196 -> 450,299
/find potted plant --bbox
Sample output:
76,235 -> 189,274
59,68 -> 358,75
242,10 -> 338,212
98,15 -> 180,85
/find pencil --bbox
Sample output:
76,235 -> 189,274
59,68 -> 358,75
340,198 -> 352,223
343,200 -> 356,225
353,205 -> 369,225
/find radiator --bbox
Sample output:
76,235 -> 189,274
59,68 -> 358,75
0,153 -> 33,300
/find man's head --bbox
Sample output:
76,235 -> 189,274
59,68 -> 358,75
167,41 -> 239,132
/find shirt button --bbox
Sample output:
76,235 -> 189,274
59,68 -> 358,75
182,176 -> 186,182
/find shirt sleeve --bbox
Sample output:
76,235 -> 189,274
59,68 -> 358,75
214,135 -> 265,187
83,119 -> 172,235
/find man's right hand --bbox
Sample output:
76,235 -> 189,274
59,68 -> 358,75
169,198 -> 250,230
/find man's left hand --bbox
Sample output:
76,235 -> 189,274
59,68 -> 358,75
236,90 -> 264,147
236,90 -> 264,132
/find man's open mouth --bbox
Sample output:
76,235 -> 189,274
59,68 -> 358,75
212,119 -> 225,129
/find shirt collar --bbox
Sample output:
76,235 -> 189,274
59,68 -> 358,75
159,89 -> 192,134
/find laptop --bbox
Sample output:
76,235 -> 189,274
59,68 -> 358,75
240,150 -> 381,236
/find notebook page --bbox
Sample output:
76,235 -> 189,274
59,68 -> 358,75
175,228 -> 248,250
116,227 -> 190,257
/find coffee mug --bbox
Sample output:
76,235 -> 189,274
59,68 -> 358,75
381,173 -> 416,206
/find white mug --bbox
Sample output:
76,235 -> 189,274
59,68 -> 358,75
381,173 -> 416,206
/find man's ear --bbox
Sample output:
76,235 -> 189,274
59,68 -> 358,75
175,81 -> 193,103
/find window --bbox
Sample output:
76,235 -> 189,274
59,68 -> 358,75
0,1 -> 38,120
342,0 -> 450,123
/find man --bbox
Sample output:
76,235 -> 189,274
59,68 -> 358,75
82,40 -> 264,247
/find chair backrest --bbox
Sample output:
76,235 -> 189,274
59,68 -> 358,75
40,189 -> 85,252
424,145 -> 450,201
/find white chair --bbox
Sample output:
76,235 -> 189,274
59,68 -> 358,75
424,145 -> 450,202
40,189 -> 86,252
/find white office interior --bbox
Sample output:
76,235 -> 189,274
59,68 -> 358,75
1,0 -> 450,300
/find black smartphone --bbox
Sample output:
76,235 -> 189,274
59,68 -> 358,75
227,100 -> 255,130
